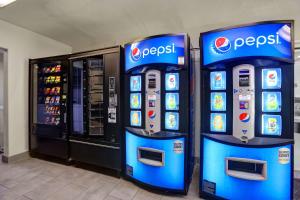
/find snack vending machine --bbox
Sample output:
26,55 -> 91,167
70,47 -> 122,172
124,34 -> 195,194
29,55 -> 70,160
199,21 -> 294,199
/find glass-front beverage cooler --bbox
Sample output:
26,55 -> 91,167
70,46 -> 122,172
29,55 -> 70,160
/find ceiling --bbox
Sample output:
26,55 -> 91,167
0,0 -> 299,52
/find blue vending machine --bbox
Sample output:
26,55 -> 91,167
124,34 -> 195,194
199,21 -> 294,199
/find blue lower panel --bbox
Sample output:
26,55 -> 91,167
126,131 -> 185,190
202,137 -> 291,200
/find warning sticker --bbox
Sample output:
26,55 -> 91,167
173,140 -> 184,154
278,147 -> 290,164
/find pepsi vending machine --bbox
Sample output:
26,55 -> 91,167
124,34 -> 195,193
199,21 -> 294,199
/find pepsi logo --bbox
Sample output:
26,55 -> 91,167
214,37 -> 231,54
131,47 -> 141,62
239,113 -> 250,122
215,74 -> 221,81
148,110 -> 156,119
129,43 -> 176,63
269,73 -> 275,80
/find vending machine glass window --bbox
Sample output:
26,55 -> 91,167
71,58 -> 105,136
88,59 -> 104,136
72,61 -> 84,134
36,64 -> 63,126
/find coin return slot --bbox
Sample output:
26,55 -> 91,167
226,157 -> 267,181
138,147 -> 164,167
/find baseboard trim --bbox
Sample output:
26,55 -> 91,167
2,151 -> 29,163
295,170 -> 300,179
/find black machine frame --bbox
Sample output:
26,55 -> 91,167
68,46 -> 123,173
29,54 -> 71,161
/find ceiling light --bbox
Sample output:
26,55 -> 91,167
0,0 -> 16,7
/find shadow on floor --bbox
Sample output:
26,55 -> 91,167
295,179 -> 300,199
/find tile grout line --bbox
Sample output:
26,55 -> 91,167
105,178 -> 124,200
130,187 -> 140,200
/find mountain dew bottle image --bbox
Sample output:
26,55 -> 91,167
266,93 -> 278,111
168,94 -> 176,109
131,94 -> 140,109
214,94 -> 223,110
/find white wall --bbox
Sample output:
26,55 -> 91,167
295,51 -> 300,98
0,53 -> 4,150
0,19 -> 72,157
295,46 -> 299,172
194,50 -> 201,158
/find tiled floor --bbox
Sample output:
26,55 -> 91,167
295,179 -> 300,200
0,157 -> 200,200
0,157 -> 299,200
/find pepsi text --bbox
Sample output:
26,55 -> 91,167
234,32 -> 281,50
142,43 -> 176,58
